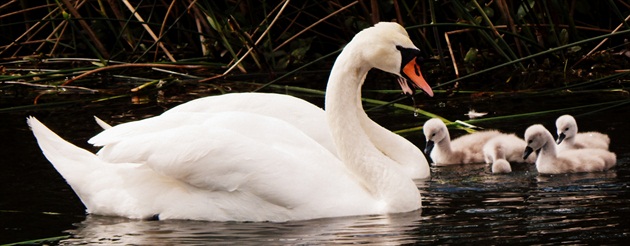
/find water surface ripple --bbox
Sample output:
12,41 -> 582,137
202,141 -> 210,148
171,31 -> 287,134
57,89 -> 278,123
1,99 -> 629,245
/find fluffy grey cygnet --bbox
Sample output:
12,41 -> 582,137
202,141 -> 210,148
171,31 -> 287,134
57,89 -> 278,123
423,118 -> 500,165
524,124 -> 616,174
555,114 -> 610,152
483,133 -> 536,174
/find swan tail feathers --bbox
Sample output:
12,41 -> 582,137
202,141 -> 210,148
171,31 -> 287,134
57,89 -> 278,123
27,116 -> 103,186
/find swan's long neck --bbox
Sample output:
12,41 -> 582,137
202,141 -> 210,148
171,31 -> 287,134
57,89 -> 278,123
325,48 -> 408,199
357,108 -> 428,179
437,132 -> 453,153
539,131 -> 559,165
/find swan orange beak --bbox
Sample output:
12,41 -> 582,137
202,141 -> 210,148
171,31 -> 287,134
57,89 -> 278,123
401,57 -> 434,97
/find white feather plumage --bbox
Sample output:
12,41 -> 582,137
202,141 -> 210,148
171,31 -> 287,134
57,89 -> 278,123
28,22 -> 432,221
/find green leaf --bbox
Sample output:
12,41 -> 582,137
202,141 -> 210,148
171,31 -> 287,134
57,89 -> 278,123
464,48 -> 479,63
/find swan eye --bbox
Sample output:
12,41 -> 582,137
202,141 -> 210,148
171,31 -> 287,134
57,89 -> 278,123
564,127 -> 569,131
528,140 -> 532,144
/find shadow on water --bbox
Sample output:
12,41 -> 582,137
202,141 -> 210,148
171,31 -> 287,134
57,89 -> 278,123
1,90 -> 630,244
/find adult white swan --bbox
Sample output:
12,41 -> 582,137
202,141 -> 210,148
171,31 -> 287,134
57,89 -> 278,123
28,22 -> 434,222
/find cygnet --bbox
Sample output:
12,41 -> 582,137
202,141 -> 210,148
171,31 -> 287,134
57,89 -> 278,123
423,118 -> 501,165
523,124 -> 616,174
483,133 -> 536,173
556,114 -> 610,152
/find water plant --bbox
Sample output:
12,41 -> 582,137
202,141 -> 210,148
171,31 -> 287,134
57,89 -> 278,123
1,0 -> 628,129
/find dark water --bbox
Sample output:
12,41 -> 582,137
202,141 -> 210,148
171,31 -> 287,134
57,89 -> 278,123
1,92 -> 629,245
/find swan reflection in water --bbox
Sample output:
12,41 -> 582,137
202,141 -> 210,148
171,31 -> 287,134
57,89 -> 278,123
60,211 -> 423,245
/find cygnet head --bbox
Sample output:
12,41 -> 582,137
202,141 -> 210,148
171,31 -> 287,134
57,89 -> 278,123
523,124 -> 552,160
347,22 -> 433,97
555,114 -> 577,144
423,118 -> 449,154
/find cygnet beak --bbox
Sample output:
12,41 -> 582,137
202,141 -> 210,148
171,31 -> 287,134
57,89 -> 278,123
556,133 -> 566,144
523,146 -> 534,160
424,140 -> 435,155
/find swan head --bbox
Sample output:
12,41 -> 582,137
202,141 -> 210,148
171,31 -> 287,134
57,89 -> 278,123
423,118 -> 448,154
349,22 -> 433,97
523,124 -> 551,159
555,114 -> 577,144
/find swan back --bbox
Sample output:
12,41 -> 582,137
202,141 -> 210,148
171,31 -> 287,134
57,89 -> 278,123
163,93 -> 337,157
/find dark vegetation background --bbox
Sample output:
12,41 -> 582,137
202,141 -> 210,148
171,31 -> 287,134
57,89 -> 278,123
0,0 -> 628,117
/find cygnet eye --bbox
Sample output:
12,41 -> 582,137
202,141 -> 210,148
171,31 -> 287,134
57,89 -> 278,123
564,127 -> 569,131
528,140 -> 532,144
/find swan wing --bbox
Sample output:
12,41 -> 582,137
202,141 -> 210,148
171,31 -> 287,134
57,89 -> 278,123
90,93 -> 337,158
31,115 -> 376,221
93,112 -> 364,209
164,92 -> 337,156
89,113 -> 192,146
